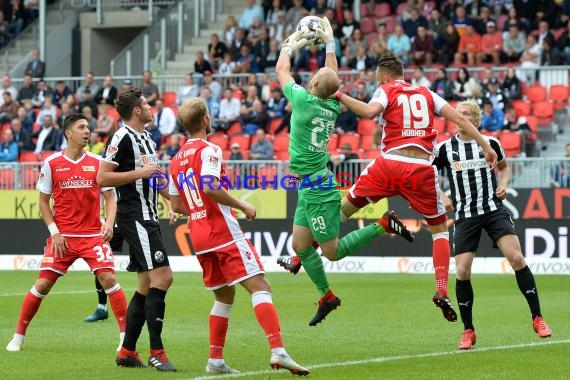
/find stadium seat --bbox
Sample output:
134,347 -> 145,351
549,85 -> 569,110
525,115 -> 538,141
338,133 -> 360,151
357,119 -> 377,136
512,100 -> 531,117
0,167 -> 15,189
360,134 -> 375,150
384,17 -> 397,33
327,133 -> 338,151
553,28 -> 565,40
360,3 -> 369,17
226,121 -> 242,135
396,2 -> 407,15
162,91 -> 177,108
273,133 -> 289,152
526,84 -> 547,103
366,32 -> 378,47
275,150 -> 290,160
19,151 -> 40,162
21,165 -> 39,189
433,117 -> 446,134
360,17 -> 376,34
499,131 -> 522,157
497,14 -> 508,30
374,3 -> 391,18
267,118 -> 283,134
40,151 -> 56,161
363,149 -> 379,159
222,150 -> 230,160
229,134 -> 251,153
533,101 -> 554,125
208,133 -> 229,150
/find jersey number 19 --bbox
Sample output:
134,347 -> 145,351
397,94 -> 429,129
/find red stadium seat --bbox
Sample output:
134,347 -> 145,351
19,151 -> 40,162
222,150 -> 230,160
384,17 -> 397,33
338,133 -> 360,151
360,17 -> 376,34
374,3 -> 391,18
553,28 -> 565,40
357,119 -> 377,136
273,134 -> 289,152
360,3 -> 369,17
226,121 -> 243,135
268,118 -> 283,134
496,15 -> 508,30
327,133 -> 338,151
533,101 -> 554,125
549,85 -> 569,110
162,91 -> 177,108
229,134 -> 251,153
526,84 -> 547,103
40,151 -> 56,162
511,100 -> 531,117
499,131 -> 522,157
396,2 -> 407,15
433,117 -> 446,134
275,151 -> 290,160
0,167 -> 15,189
525,115 -> 538,141
360,134 -> 375,150
208,133 -> 229,150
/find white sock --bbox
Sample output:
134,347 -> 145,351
12,333 -> 25,342
98,304 -> 107,311
208,358 -> 224,366
271,347 -> 286,356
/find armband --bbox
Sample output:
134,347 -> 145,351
48,223 -> 60,236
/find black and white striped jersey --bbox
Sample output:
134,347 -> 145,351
434,135 -> 505,220
102,125 -> 160,223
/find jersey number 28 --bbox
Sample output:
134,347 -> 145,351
397,94 -> 429,129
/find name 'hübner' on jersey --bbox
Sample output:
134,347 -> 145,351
435,135 -> 506,220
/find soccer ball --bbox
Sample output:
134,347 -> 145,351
296,16 -> 323,46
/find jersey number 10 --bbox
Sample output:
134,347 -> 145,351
180,168 -> 204,210
397,94 -> 429,129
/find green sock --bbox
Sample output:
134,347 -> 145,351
297,246 -> 329,296
336,223 -> 384,261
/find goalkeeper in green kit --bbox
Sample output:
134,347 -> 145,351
275,17 -> 414,326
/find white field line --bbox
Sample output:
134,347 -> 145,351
191,338 -> 570,380
0,286 -> 196,297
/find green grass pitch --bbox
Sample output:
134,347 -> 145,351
0,271 -> 568,379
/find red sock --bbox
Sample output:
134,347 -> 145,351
15,287 -> 45,335
106,284 -> 128,333
252,292 -> 283,349
209,301 -> 232,359
433,232 -> 450,297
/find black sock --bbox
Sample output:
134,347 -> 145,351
146,287 -> 167,351
515,265 -> 541,319
95,277 -> 107,305
122,291 -> 147,351
456,279 -> 474,331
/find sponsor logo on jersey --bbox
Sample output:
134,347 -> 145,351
59,175 -> 95,189
141,154 -> 160,166
451,158 -> 488,172
191,210 -> 207,220
55,167 -> 71,172
82,165 -> 96,172
209,156 -> 219,166
42,256 -> 54,263
154,251 -> 164,263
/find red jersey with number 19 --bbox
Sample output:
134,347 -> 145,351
370,80 -> 448,155
169,138 -> 245,254
36,151 -> 108,237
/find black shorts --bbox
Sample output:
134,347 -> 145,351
117,220 -> 170,272
453,207 -> 516,255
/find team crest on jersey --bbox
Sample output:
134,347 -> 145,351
141,154 -> 160,166
106,145 -> 118,156
82,165 -> 96,172
292,84 -> 303,90
154,251 -> 164,263
42,256 -> 54,263
209,156 -> 219,165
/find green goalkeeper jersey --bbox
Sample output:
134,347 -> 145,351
283,81 -> 341,176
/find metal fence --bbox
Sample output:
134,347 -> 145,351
2,158 -> 569,191
109,0 -> 220,77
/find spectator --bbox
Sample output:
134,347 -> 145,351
466,0 -> 486,21
411,25 -> 435,65
239,0 -> 264,29
343,28 -> 366,67
399,0 -> 417,23
334,103 -> 358,135
428,8 -> 447,46
207,33 -> 228,68
295,45 -> 326,72
339,8 -> 360,45
94,75 -> 117,106
537,20 -> 554,46
411,67 -> 431,88
454,24 -> 482,66
431,68 -> 454,100
94,112 -> 116,137
84,132 -> 105,156
503,105 -> 531,134
0,128 -> 18,161
502,68 -> 522,100
35,97 -> 57,125
160,133 -> 182,160
78,88 -> 98,119
541,36 -> 563,65
224,15 -> 238,46
0,10 -> 11,47
249,128 -> 273,159
194,50 -> 213,74
472,6 -> 495,35
439,23 -> 460,66
451,5 -> 470,36
76,71 -> 99,103
417,0 -> 435,19
502,7 -> 527,34
348,46 -> 374,71
177,74 -> 200,106
9,0 -> 27,36
16,105 -> 33,133
310,0 -> 327,16
452,68 -> 480,101
502,20 -> 526,63
121,78 -> 133,92
203,71 -> 222,101
216,88 -> 241,132
259,39 -> 280,72
266,0 -> 285,25
518,34 -> 542,82
269,11 -> 286,42
11,118 -> 33,152
219,52 -> 238,75
353,82 -> 371,103
481,77 -> 507,111
387,25 -> 412,65
31,78 -> 52,107
200,86 -> 220,120
141,70 -> 160,106
153,99 -> 177,137
267,87 -> 287,119
480,99 -> 504,132
550,144 -> 570,187
254,27 -> 271,66
32,114 -> 58,153
558,19 -> 570,64
402,7 -> 428,38
17,73 -> 36,103
479,21 -> 502,65
24,47 -> 45,78
479,68 -> 495,93
56,101 -> 74,128
230,28 -> 251,61
285,0 -> 307,31
247,17 -> 264,46
0,74 -> 17,106
372,22 -> 389,53
81,106 -> 97,132
0,92 -> 18,124
52,80 -> 72,107
236,44 -> 260,73
229,142 -> 244,160
241,99 -> 268,135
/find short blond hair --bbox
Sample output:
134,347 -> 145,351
178,97 -> 209,134
457,100 -> 482,128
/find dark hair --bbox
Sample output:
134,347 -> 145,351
376,51 -> 404,77
115,87 -> 143,120
62,113 -> 87,137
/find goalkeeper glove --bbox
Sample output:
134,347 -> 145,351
281,30 -> 310,56
316,16 -> 334,44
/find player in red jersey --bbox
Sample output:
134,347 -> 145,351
6,113 -> 127,352
168,98 -> 309,376
337,52 -> 498,321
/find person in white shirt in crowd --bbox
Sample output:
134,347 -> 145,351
33,115 -> 58,154
31,79 -> 53,108
517,34 -> 542,82
216,88 -> 241,132
35,97 -> 58,126
218,53 -> 237,75
154,99 -> 177,137
411,67 -> 431,88
203,71 -> 222,100
239,0 -> 264,29
177,74 -> 200,106
0,74 -> 18,107
94,75 -> 118,107
76,71 -> 99,103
